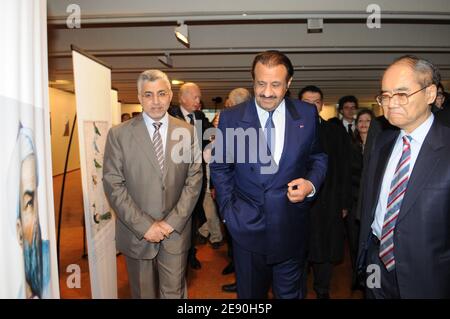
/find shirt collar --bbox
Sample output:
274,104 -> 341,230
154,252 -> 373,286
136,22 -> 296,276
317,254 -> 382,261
254,98 -> 285,118
180,105 -> 192,118
143,111 -> 169,128
400,113 -> 434,145
343,118 -> 355,126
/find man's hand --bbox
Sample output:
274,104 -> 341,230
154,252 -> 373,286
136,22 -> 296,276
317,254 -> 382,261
159,221 -> 174,238
144,221 -> 174,243
287,178 -> 313,203
342,209 -> 349,219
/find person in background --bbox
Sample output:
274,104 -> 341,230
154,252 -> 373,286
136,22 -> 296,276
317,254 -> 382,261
347,108 -> 375,290
218,87 -> 252,294
121,113 -> 131,122
432,82 -> 447,113
329,95 -> 359,140
198,113 -> 224,250
168,82 -> 213,270
299,85 -> 352,299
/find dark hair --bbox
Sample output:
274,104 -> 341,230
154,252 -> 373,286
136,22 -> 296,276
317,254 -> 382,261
355,109 -> 375,145
338,95 -> 359,111
390,55 -> 441,87
298,85 -> 323,101
251,50 -> 294,82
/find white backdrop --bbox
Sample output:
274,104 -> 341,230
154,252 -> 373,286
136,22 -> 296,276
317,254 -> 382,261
111,89 -> 121,126
72,49 -> 118,299
0,0 -> 59,299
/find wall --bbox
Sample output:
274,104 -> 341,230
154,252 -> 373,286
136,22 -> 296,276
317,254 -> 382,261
121,103 -> 142,118
320,104 -> 338,120
49,87 -> 80,175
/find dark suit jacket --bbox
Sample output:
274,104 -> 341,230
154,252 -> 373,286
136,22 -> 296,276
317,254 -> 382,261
168,105 -> 213,149
210,98 -> 327,264
436,106 -> 450,127
357,118 -> 450,298
309,119 -> 352,263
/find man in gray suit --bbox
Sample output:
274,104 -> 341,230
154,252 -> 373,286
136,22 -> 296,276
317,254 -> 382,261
103,69 -> 203,298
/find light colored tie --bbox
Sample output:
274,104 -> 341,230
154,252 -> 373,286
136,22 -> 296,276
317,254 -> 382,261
264,110 -> 275,154
379,135 -> 412,272
152,122 -> 164,172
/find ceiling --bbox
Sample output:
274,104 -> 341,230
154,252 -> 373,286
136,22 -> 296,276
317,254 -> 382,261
47,0 -> 450,109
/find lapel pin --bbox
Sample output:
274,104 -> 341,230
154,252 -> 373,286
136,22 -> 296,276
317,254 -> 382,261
299,125 -> 304,128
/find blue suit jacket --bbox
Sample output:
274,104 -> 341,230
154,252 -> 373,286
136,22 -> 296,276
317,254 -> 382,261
210,98 -> 327,263
357,118 -> 450,298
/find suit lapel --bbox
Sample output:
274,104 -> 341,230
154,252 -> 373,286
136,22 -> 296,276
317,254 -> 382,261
131,114 -> 163,177
238,100 -> 267,183
239,99 -> 261,130
171,106 -> 185,121
276,98 -> 302,170
163,116 -> 178,180
397,121 -> 445,224
370,132 -> 398,220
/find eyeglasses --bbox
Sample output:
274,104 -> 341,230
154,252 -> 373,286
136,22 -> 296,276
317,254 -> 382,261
436,92 -> 445,99
375,85 -> 429,107
141,91 -> 170,99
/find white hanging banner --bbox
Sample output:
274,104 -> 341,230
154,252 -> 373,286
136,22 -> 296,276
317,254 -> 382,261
111,89 -> 121,127
0,0 -> 59,299
72,47 -> 117,299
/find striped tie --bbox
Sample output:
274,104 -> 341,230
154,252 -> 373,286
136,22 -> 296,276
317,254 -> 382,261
379,135 -> 412,272
152,122 -> 164,172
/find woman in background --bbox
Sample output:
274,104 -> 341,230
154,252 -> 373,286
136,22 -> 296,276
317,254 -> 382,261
348,109 -> 375,290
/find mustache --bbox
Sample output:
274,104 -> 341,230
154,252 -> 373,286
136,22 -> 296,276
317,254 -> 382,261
258,95 -> 277,99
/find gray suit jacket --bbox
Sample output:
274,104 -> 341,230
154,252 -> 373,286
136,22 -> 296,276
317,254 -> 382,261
103,113 -> 203,259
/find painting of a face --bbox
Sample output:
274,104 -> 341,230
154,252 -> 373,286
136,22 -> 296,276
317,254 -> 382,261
17,149 -> 43,299
20,154 -> 38,245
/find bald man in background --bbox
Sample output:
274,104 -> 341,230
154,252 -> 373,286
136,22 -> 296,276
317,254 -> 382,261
169,83 -> 213,270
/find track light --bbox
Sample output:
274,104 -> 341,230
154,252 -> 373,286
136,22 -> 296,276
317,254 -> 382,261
158,53 -> 173,68
175,21 -> 189,46
307,18 -> 323,33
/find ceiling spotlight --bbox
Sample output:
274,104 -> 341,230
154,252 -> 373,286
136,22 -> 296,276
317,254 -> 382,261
171,80 -> 185,85
175,21 -> 189,46
307,18 -> 323,33
158,53 -> 173,68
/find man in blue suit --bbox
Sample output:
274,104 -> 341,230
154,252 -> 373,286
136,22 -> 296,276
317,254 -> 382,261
357,55 -> 450,298
210,51 -> 327,299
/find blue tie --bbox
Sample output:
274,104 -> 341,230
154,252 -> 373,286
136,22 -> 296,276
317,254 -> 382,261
265,110 -> 275,154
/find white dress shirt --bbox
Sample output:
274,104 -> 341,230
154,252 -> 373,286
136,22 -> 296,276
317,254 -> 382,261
342,118 -> 356,133
143,111 -> 169,154
255,98 -> 285,165
371,113 -> 434,238
180,105 -> 195,123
